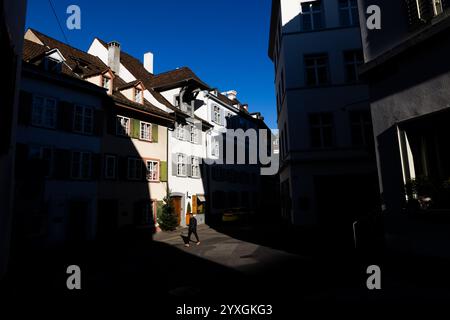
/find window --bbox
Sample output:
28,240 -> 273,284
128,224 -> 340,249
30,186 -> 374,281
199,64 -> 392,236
309,113 -> 334,148
32,96 -> 57,128
135,88 -> 143,104
102,76 -> 111,91
146,160 -> 159,181
301,1 -> 323,31
304,54 -> 329,86
339,0 -> 359,26
177,154 -> 186,176
116,116 -> 130,136
29,146 -> 53,177
175,123 -> 185,140
213,106 -> 221,124
73,105 -> 93,134
211,136 -> 220,156
71,151 -> 91,179
350,110 -> 373,146
105,155 -> 116,179
128,158 -> 142,180
140,121 -> 152,141
191,157 -> 200,178
174,94 -> 181,107
344,50 -> 363,83
44,57 -> 62,73
284,122 -> 288,155
433,0 -> 444,16
190,125 -> 198,143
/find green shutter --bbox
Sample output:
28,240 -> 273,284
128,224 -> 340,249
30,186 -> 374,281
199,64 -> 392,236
132,119 -> 140,139
160,161 -> 167,182
152,124 -> 159,142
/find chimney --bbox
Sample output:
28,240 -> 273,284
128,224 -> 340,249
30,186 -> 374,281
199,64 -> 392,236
224,90 -> 237,101
107,41 -> 121,74
144,52 -> 154,74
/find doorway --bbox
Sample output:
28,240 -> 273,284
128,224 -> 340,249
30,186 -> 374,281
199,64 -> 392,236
171,196 -> 182,226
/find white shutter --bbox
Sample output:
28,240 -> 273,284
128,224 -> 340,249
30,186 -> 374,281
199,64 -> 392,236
182,154 -> 187,176
186,156 -> 192,177
172,153 -> 178,176
220,109 -> 224,126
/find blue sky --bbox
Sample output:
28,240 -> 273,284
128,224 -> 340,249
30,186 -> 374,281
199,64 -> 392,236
25,0 -> 277,128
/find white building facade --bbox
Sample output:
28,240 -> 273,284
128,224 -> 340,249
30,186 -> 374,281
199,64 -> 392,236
268,0 -> 378,231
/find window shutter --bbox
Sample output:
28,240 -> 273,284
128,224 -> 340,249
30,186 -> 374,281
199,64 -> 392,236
220,109 -> 224,126
131,119 -> 140,139
91,153 -> 102,179
53,148 -> 71,179
151,124 -> 159,142
184,126 -> 189,141
174,123 -> 179,139
196,123 -> 202,144
211,106 -> 215,123
93,110 -> 104,136
172,153 -> 178,176
183,155 -> 188,176
160,161 -> 168,182
15,143 -> 29,179
57,101 -> 74,132
187,156 -> 192,177
106,112 -> 117,135
18,91 -> 32,125
118,156 -> 128,180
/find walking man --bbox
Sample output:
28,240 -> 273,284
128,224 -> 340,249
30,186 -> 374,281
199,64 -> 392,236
185,213 -> 200,247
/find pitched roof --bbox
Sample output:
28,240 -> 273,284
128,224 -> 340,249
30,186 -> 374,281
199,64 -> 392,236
149,67 -> 210,90
23,39 -> 48,61
23,29 -> 173,121
27,28 -> 108,78
95,37 -> 178,112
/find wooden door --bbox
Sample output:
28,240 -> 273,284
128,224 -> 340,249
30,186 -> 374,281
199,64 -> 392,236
171,196 -> 182,226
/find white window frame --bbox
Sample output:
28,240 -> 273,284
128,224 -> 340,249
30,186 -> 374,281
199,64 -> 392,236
190,125 -> 198,143
339,0 -> 358,26
73,105 -> 93,134
301,1 -> 323,31
191,156 -> 200,178
344,50 -> 363,83
102,76 -> 111,92
433,0 -> 444,16
146,160 -> 159,182
32,95 -> 57,128
304,54 -> 329,86
71,151 -> 92,179
140,121 -> 152,141
177,154 -> 187,177
135,88 -> 143,104
104,155 -> 116,179
116,115 -> 130,136
127,158 -> 142,180
211,136 -> 220,157
213,105 -> 221,124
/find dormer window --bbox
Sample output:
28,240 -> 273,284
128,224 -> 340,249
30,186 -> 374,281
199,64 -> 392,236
135,88 -> 143,104
44,57 -> 62,73
102,75 -> 112,94
102,76 -> 110,90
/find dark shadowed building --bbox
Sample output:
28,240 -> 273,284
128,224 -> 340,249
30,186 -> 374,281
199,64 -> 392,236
268,0 -> 379,246
358,0 -> 450,256
0,0 -> 27,279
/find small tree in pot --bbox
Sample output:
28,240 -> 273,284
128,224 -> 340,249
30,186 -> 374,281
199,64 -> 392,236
157,188 -> 178,231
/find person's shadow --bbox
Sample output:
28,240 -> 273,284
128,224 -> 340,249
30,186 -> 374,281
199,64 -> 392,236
180,234 -> 190,245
